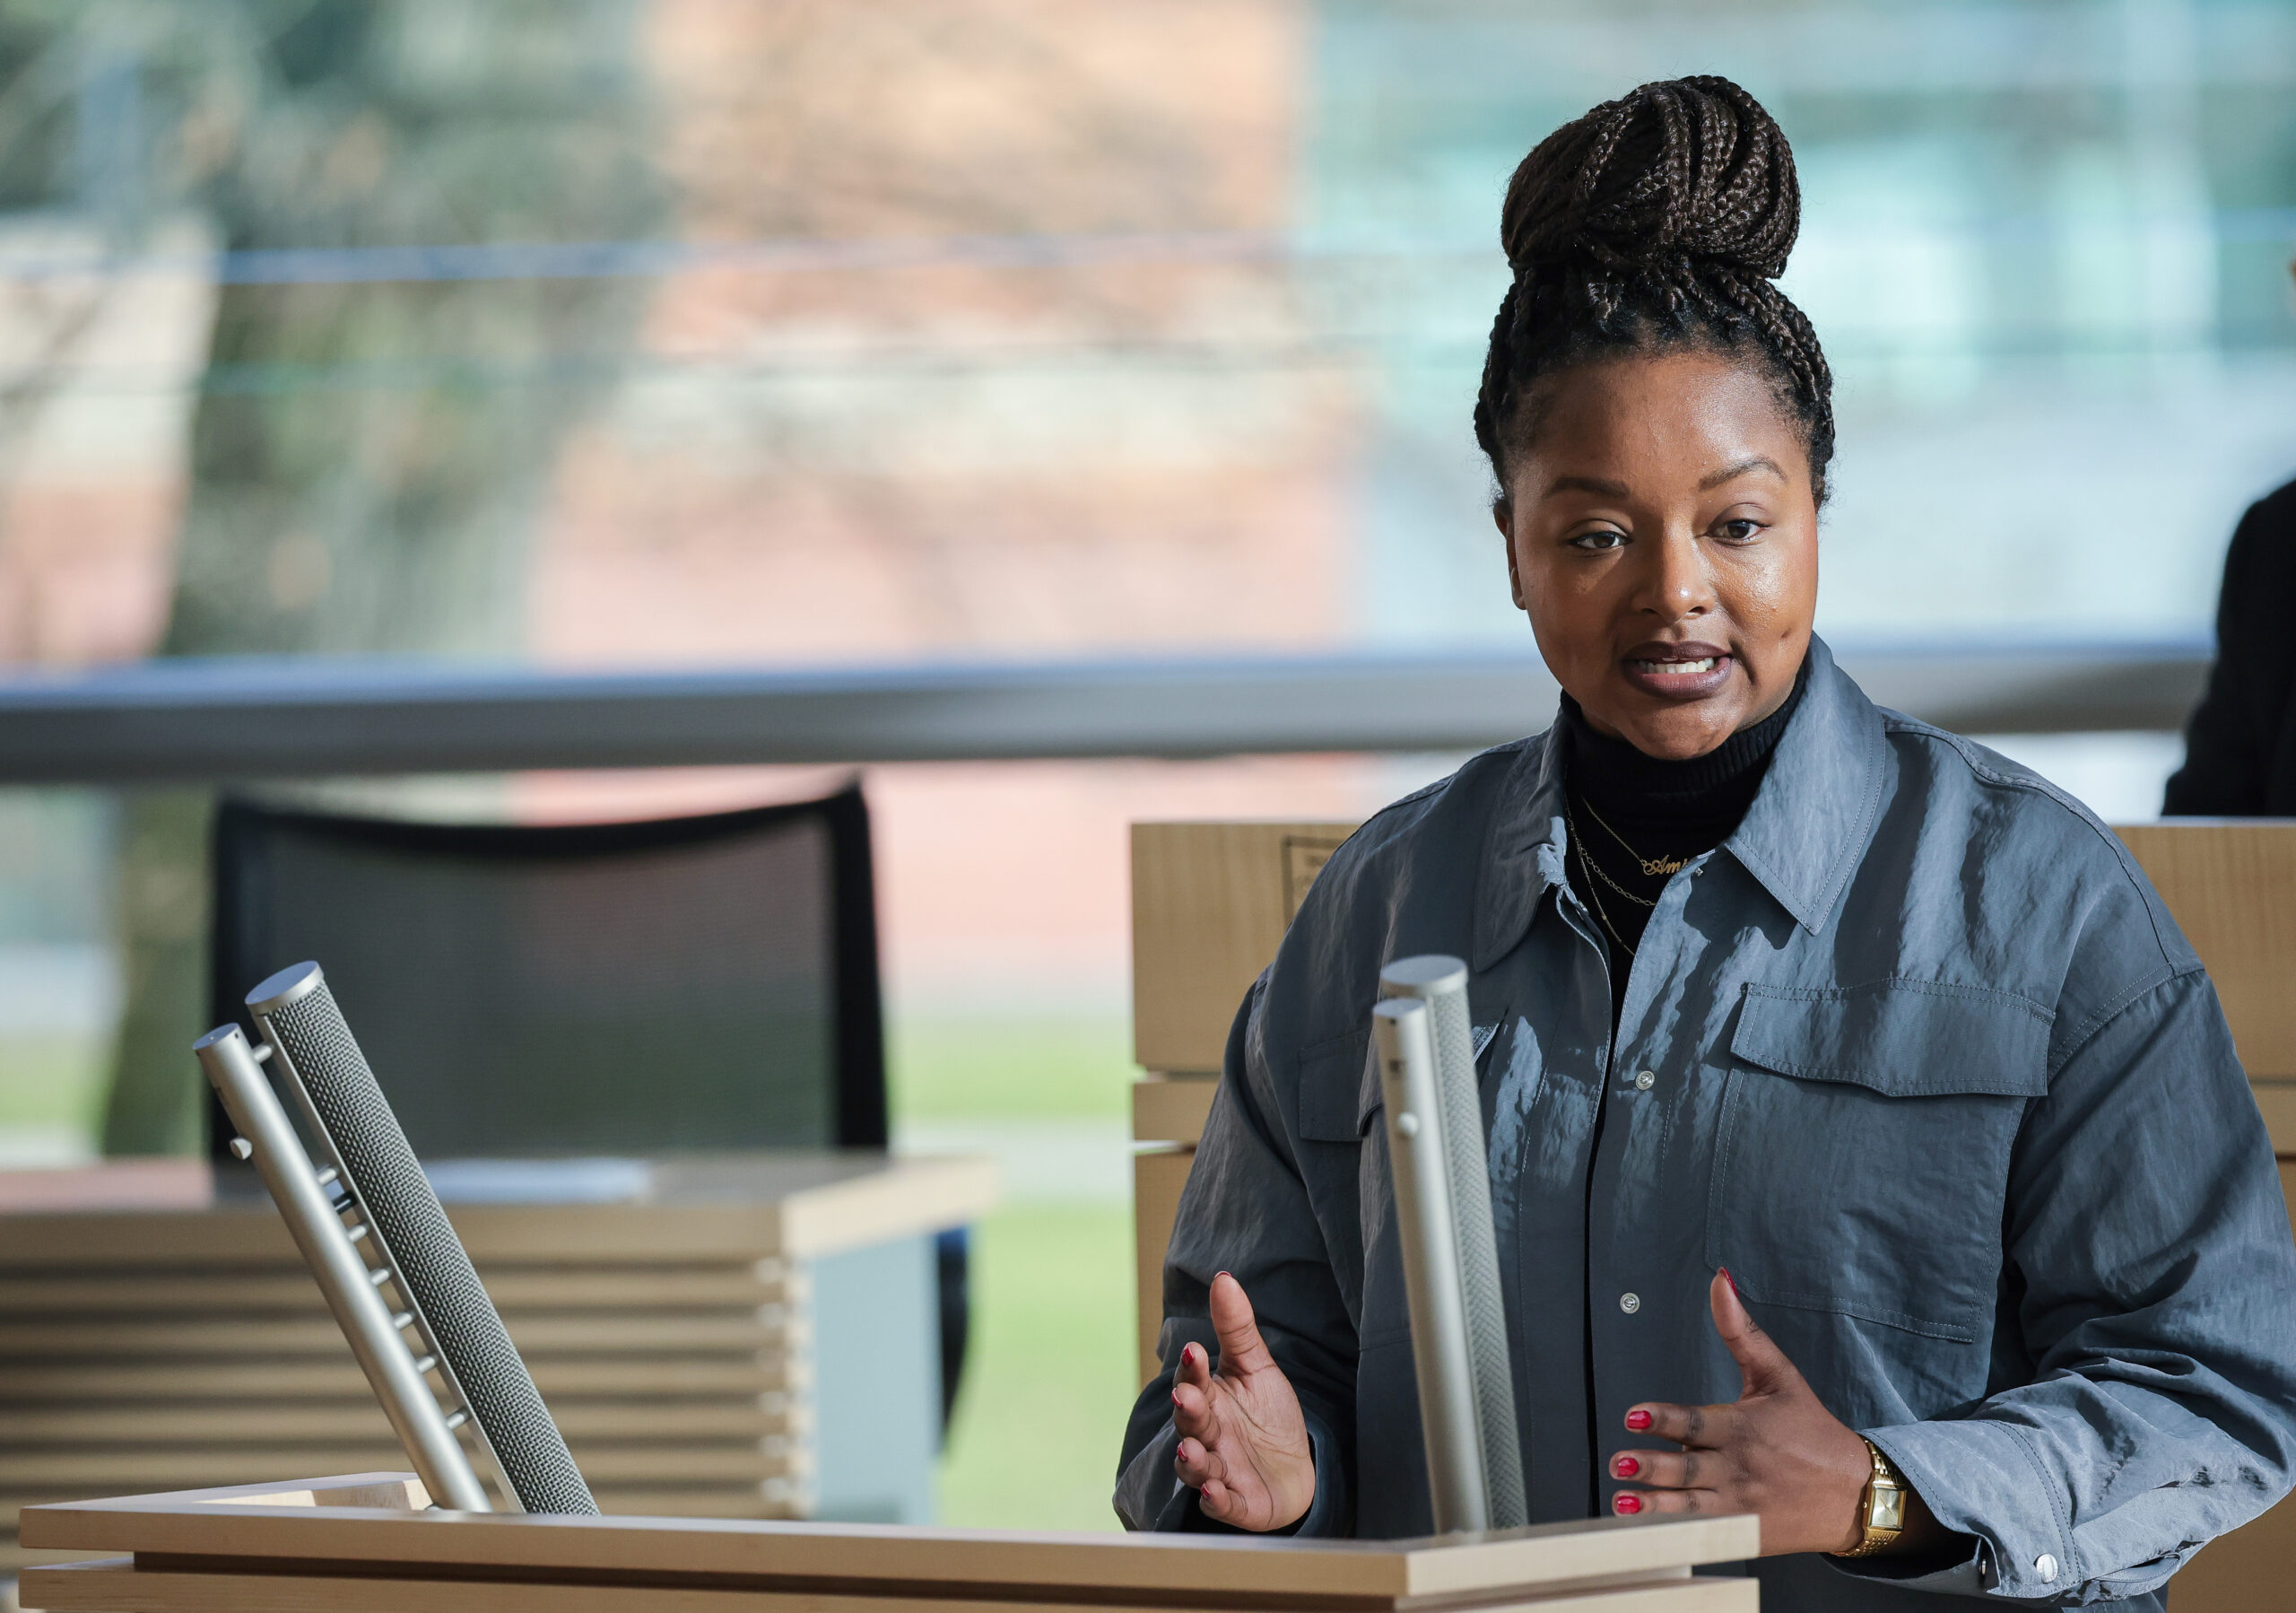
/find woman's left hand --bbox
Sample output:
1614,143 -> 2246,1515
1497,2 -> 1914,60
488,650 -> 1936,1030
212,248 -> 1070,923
1608,1269 -> 1900,1556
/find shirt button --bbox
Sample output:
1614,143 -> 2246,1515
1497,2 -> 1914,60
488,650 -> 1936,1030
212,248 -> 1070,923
1619,1292 -> 1641,1314
1633,1069 -> 1656,1091
2033,1554 -> 2058,1582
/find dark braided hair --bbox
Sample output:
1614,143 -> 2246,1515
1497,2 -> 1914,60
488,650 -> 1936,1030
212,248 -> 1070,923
1474,76 -> 1834,512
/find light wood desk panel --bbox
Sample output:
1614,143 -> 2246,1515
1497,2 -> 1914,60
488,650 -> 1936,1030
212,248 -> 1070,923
21,1473 -> 1758,1613
27,1559 -> 1751,1613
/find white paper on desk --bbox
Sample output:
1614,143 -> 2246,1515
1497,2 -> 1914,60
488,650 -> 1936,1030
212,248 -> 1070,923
422,1157 -> 653,1204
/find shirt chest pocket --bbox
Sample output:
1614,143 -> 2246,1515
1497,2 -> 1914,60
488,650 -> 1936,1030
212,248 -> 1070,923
1296,1030 -> 1378,1143
1296,1029 -> 1413,1344
1707,980 -> 2052,1343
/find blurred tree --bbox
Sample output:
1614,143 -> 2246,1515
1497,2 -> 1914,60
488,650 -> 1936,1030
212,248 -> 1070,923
80,1 -> 664,1151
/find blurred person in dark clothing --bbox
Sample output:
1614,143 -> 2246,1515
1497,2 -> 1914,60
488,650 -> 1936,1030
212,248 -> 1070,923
2165,257 -> 2296,814
2165,476 -> 2296,813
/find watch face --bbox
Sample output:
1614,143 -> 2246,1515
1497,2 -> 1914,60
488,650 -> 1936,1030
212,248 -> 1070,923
1874,1489 -> 1907,1531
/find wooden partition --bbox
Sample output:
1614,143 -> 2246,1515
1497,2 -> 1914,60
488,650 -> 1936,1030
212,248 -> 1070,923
2096,819 -> 2296,1604
1129,823 -> 1360,1382
1128,817 -> 2296,1604
20,1471 -> 1759,1612
2114,822 -> 2296,1138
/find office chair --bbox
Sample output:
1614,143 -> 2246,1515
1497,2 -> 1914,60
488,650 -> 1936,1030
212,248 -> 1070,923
203,784 -> 970,1427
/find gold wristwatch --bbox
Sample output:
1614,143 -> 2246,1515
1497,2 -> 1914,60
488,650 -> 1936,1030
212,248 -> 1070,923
1832,1438 -> 1908,1558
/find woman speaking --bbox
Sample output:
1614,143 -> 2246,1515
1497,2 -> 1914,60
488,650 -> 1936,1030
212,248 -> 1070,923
1114,78 -> 2296,1609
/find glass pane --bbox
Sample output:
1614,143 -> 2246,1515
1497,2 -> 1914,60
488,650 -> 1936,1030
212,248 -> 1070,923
0,3 -> 2278,679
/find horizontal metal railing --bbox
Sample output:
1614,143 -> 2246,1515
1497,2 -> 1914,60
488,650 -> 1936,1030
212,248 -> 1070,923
0,641 -> 2206,786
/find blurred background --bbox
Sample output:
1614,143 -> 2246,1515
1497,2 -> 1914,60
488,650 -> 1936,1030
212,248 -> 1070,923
0,0 -> 2291,1530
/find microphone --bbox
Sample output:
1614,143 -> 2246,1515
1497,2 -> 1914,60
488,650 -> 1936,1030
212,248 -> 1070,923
1372,955 -> 1526,1533
199,960 -> 597,1515
196,1020 -> 493,1512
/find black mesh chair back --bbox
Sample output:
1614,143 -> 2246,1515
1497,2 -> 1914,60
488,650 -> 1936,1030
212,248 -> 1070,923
204,785 -> 885,1161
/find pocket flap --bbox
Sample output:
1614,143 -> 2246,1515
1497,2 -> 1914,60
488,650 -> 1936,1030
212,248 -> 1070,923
1731,980 -> 2052,1098
1297,1030 -> 1377,1140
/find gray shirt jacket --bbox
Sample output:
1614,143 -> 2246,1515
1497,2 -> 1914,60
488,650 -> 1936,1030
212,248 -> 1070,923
1116,638 -> 2296,1609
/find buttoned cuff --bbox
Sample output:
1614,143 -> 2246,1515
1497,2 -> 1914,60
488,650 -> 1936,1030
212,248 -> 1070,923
1289,1408 -> 1349,1536
1840,1421 -> 2073,1601
1824,1538 -> 1987,1597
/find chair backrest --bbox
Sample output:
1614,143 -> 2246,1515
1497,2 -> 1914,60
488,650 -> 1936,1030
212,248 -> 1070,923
204,785 -> 884,1161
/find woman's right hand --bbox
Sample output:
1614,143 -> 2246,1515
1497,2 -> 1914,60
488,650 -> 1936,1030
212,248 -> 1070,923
1170,1270 -> 1317,1530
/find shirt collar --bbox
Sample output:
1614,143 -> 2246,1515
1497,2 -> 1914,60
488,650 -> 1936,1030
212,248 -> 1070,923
1473,634 -> 1886,969
1474,723 -> 1570,972
1721,635 -> 1888,935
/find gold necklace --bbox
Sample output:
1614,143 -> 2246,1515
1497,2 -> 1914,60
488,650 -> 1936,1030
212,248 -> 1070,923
1579,796 -> 1691,877
1565,805 -> 1638,958
1564,799 -> 1657,911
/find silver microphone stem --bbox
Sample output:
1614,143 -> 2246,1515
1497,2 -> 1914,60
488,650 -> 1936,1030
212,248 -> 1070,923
1374,996 -> 1489,1532
195,1023 -> 492,1513
1376,954 -> 1526,1533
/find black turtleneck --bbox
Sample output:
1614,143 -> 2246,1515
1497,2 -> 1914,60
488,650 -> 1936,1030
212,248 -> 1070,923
1559,658 -> 1809,986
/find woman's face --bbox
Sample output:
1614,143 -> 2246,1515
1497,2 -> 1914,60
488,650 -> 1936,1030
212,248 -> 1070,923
1496,349 -> 1819,760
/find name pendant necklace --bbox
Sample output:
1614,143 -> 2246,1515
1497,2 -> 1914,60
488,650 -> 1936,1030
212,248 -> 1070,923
1564,796 -> 1697,962
1563,798 -> 1645,959
1579,796 -> 1691,877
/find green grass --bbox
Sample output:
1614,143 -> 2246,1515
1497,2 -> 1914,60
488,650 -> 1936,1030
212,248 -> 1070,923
889,1014 -> 1134,1121
0,1033 -> 107,1132
891,1011 -> 1144,1530
936,1203 -> 1138,1531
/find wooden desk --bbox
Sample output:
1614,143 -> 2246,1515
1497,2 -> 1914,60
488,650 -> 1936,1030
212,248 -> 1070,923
19,1471 -> 1759,1612
0,1153 -> 996,1575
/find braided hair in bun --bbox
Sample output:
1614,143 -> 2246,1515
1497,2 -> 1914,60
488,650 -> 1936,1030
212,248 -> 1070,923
1474,76 -> 1834,510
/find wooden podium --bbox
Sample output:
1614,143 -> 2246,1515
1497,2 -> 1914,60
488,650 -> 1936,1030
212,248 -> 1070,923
19,1472 -> 1760,1612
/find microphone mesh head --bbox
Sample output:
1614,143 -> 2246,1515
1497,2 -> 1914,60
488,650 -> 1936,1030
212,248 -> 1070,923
258,968 -> 598,1515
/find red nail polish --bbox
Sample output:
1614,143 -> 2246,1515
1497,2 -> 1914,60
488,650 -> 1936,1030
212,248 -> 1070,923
1625,1409 -> 1654,1431
1613,1493 -> 1641,1515
1614,1456 -> 1639,1478
1721,1266 -> 1738,1296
